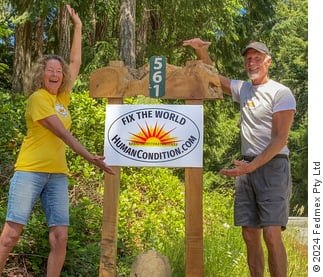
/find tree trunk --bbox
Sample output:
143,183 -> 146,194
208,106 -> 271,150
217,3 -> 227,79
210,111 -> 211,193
136,6 -> 150,66
58,3 -> 70,62
89,1 -> 96,46
119,0 -> 136,68
12,21 -> 32,93
34,17 -> 44,60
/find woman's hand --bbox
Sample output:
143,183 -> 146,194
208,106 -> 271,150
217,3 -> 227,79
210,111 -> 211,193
66,4 -> 82,28
66,4 -> 82,90
90,155 -> 116,175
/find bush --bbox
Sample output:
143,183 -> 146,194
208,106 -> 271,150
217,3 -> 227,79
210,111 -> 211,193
0,91 -> 26,186
117,167 -> 185,276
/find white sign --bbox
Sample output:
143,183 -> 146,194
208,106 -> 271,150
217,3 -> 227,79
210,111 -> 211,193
104,105 -> 203,167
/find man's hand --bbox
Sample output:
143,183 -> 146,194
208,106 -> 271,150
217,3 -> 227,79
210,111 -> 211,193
183,38 -> 211,49
219,160 -> 254,177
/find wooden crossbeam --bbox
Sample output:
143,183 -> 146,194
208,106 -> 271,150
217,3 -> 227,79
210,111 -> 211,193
90,60 -> 223,99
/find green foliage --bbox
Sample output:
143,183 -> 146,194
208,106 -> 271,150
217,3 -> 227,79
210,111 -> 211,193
62,197 -> 102,276
288,118 -> 308,216
203,100 -> 241,172
268,0 -> 308,126
66,92 -> 107,177
203,189 -> 249,276
117,167 -> 185,275
12,204 -> 49,275
136,0 -> 248,69
0,0 -> 14,89
76,40 -> 120,92
0,91 -> 26,185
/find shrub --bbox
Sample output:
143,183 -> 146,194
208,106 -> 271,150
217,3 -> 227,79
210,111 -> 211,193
0,91 -> 26,186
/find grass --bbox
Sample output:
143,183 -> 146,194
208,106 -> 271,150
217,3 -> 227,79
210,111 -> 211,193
284,231 -> 308,277
0,182 -> 307,276
118,188 -> 308,276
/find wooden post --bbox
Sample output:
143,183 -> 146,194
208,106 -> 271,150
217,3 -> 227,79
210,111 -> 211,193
89,60 -> 222,277
185,100 -> 204,277
99,98 -> 122,277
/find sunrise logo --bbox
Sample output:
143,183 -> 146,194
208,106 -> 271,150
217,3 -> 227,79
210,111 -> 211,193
128,122 -> 181,146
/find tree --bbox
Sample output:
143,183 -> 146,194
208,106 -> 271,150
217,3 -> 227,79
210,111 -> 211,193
57,3 -> 70,61
10,0 -> 75,93
120,0 -> 136,67
11,0 -> 32,92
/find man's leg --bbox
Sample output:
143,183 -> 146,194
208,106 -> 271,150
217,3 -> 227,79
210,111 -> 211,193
242,226 -> 264,277
263,226 -> 287,277
0,221 -> 24,272
46,226 -> 68,277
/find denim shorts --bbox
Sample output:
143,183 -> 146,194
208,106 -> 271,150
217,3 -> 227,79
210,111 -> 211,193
234,157 -> 292,229
6,171 -> 69,227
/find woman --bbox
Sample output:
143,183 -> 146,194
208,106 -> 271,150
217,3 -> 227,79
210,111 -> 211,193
0,5 -> 115,276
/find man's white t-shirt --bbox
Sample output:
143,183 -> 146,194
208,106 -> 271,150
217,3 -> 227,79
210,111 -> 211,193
231,79 -> 296,156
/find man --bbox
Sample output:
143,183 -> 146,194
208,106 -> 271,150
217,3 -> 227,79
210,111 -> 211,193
183,38 -> 296,277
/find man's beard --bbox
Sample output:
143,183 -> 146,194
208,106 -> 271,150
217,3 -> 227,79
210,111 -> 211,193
247,71 -> 260,80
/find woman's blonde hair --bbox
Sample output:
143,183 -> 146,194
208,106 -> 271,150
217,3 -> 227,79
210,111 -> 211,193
24,54 -> 71,97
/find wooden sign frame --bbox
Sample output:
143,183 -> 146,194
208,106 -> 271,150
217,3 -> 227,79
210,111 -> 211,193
89,60 -> 223,277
